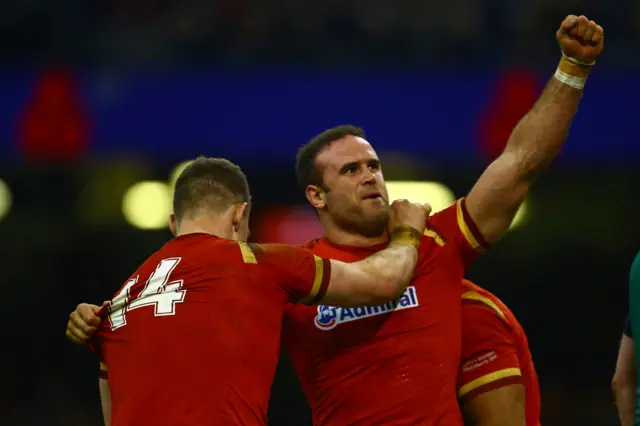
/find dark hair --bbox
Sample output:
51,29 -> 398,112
295,124 -> 366,190
172,156 -> 251,221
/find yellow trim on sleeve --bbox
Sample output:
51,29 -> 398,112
238,242 -> 257,264
100,362 -> 108,372
462,291 -> 505,319
300,255 -> 324,304
458,368 -> 521,397
456,199 -> 481,250
423,229 -> 445,246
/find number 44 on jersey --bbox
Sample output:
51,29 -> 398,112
108,258 -> 187,330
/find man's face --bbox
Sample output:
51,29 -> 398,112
313,135 -> 390,237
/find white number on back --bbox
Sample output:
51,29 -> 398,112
108,257 -> 186,331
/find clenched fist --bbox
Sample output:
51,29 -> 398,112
556,15 -> 604,64
388,199 -> 432,237
66,302 -> 107,344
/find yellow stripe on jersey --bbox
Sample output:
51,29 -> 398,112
458,368 -> 522,397
462,291 -> 506,319
100,362 -> 108,372
424,229 -> 445,246
456,199 -> 482,251
238,242 -> 257,264
300,255 -> 325,304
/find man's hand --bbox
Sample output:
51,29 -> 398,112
66,302 -> 106,344
557,15 -> 604,64
388,199 -> 431,236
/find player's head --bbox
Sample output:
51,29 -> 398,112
170,156 -> 251,241
296,125 -> 390,238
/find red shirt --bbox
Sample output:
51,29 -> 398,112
282,199 -> 487,426
96,233 -> 330,426
458,280 -> 541,426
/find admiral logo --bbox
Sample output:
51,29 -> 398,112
314,286 -> 419,331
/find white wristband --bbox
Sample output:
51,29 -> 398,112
554,69 -> 586,90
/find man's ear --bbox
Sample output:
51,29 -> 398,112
305,185 -> 327,209
232,202 -> 249,231
169,214 -> 178,236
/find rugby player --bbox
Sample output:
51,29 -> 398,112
69,15 -> 603,426
281,14 -> 602,425
66,156 -> 431,426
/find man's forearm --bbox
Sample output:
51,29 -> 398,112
503,67 -> 584,182
361,241 -> 419,296
323,235 -> 420,307
614,384 -> 636,426
99,378 -> 112,426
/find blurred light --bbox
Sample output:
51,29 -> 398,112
169,160 -> 194,189
386,181 -> 456,213
122,181 -> 172,230
0,179 -> 12,221
256,206 -> 323,245
510,198 -> 529,230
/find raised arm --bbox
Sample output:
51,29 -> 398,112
320,200 -> 430,307
465,15 -> 604,244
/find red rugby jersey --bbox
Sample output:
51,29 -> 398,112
458,280 -> 541,426
282,199 -> 487,426
96,233 -> 330,426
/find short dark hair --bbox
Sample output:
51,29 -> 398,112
172,156 -> 251,221
295,124 -> 366,189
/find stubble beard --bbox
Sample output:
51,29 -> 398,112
335,205 -> 389,239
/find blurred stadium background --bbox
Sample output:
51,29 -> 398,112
1,1 -> 638,425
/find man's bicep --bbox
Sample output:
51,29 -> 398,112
461,384 -> 526,426
465,152 -> 530,245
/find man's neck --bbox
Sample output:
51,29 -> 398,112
321,225 -> 388,248
177,218 -> 232,240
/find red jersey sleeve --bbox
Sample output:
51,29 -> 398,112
428,198 -> 489,267
457,292 -> 523,402
241,242 -> 331,305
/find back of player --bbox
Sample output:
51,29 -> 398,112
96,233 -> 329,426
458,280 -> 540,426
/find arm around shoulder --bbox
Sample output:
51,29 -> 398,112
321,238 -> 420,307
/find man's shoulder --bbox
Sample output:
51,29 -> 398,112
460,281 -> 515,326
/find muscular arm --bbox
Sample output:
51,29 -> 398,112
466,75 -> 581,244
99,377 -> 112,426
613,334 -> 636,426
465,16 -> 602,244
322,240 -> 419,307
461,384 -> 526,426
